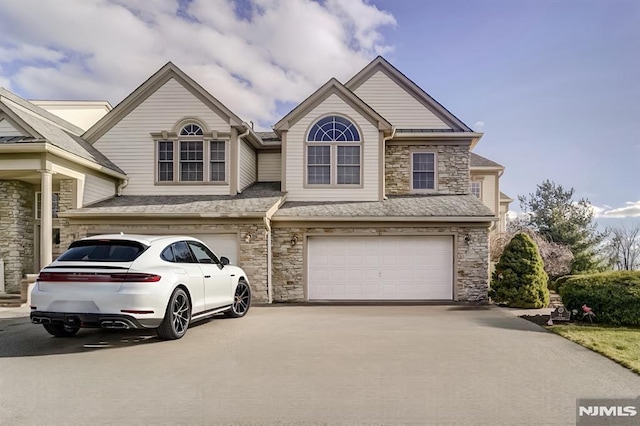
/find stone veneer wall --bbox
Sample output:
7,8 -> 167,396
55,179 -> 75,259
385,144 -> 470,195
0,180 -> 34,293
271,225 -> 489,303
68,222 -> 270,303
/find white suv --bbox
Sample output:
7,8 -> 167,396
30,234 -> 251,340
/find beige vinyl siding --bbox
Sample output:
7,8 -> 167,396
499,202 -> 509,233
478,174 -> 496,214
93,78 -> 231,196
32,103 -> 110,131
258,152 -> 281,181
0,118 -> 26,136
83,173 -> 116,206
239,140 -> 256,191
286,93 -> 379,201
353,70 -> 451,129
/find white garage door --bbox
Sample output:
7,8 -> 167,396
196,234 -> 239,265
308,236 -> 453,300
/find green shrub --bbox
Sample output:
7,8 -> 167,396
490,233 -> 549,308
559,271 -> 640,326
550,275 -> 577,292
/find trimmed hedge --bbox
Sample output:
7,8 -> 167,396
559,271 -> 640,326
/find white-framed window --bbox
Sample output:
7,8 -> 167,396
411,152 -> 436,191
470,181 -> 482,198
35,192 -> 60,219
306,115 -> 361,186
156,124 -> 226,184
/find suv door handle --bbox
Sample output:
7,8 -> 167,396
204,275 -> 211,278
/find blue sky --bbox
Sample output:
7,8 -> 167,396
0,0 -> 638,224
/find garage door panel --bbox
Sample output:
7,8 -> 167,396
308,236 -> 453,301
196,234 -> 239,266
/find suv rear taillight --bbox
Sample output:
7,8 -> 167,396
37,272 -> 161,283
109,273 -> 162,282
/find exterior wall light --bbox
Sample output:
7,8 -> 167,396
244,233 -> 252,243
291,235 -> 298,246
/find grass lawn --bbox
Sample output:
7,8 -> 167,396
548,325 -> 640,374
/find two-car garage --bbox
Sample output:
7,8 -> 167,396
307,235 -> 454,301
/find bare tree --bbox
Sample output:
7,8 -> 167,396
606,224 -> 640,270
492,224 -> 574,280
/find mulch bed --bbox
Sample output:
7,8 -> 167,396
520,314 -> 553,326
520,314 -> 596,327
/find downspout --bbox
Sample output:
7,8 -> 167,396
381,126 -> 396,201
236,124 -> 251,194
116,178 -> 129,197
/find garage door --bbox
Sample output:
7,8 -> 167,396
196,234 -> 239,265
307,236 -> 453,300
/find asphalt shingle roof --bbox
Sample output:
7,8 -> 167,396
274,194 -> 495,219
255,131 -> 281,142
470,152 -> 503,168
0,88 -> 125,175
62,182 -> 284,218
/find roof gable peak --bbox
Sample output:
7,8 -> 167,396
273,77 -> 391,132
345,56 -> 473,132
83,61 -> 244,143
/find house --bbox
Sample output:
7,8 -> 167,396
0,57 -> 511,303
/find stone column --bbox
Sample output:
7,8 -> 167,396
39,170 -> 53,268
0,180 -> 34,293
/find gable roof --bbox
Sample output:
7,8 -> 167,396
345,56 -> 473,132
0,88 -> 124,175
0,87 -> 85,135
470,152 -> 504,169
273,78 -> 392,132
83,62 -> 245,143
500,192 -> 514,202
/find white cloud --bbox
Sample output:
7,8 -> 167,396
600,201 -> 640,218
473,121 -> 485,131
0,0 -> 396,129
506,210 -> 529,222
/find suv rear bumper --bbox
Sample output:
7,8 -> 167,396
30,311 -> 162,329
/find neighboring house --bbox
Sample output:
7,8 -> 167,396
0,57 -> 512,303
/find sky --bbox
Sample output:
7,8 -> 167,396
0,0 -> 638,226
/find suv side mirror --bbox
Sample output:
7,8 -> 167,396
220,256 -> 230,266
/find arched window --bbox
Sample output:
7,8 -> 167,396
178,124 -> 204,181
306,115 -> 361,186
180,124 -> 204,136
156,121 -> 226,183
308,116 -> 360,142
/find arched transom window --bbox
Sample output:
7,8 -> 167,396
307,115 -> 361,185
180,124 -> 204,136
156,122 -> 226,183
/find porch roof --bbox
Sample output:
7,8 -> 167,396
272,194 -> 496,222
60,182 -> 285,219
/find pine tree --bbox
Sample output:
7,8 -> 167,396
518,180 -> 605,274
491,233 -> 550,308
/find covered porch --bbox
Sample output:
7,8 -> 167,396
0,148 -> 123,293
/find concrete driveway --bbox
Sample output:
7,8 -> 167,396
0,305 -> 638,425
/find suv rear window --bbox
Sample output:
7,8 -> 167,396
57,240 -> 147,262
